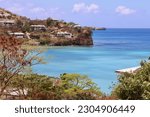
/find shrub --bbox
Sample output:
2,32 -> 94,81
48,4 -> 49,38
112,61 -> 150,100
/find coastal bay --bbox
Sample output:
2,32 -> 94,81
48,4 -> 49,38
33,29 -> 150,93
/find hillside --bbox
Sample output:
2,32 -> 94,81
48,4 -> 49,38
0,8 -> 93,46
0,8 -> 29,22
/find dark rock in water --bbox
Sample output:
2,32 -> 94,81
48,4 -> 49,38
95,27 -> 106,30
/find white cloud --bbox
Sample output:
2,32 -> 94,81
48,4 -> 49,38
30,7 -> 59,14
0,0 -> 64,19
116,6 -> 136,15
30,7 -> 46,13
73,3 -> 99,13
0,0 -> 13,2
29,7 -> 63,19
7,4 -> 24,14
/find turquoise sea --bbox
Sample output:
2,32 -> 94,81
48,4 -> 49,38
33,29 -> 150,93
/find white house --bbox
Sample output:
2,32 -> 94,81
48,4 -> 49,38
0,20 -> 15,27
30,25 -> 47,31
3,88 -> 28,99
73,24 -> 81,28
57,31 -> 73,38
9,32 -> 25,39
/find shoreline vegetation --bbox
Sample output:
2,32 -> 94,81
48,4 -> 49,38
1,36 -> 150,100
0,8 -> 150,100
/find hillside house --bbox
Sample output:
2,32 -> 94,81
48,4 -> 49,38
30,25 -> 47,32
57,31 -> 73,38
3,88 -> 28,99
73,24 -> 81,28
9,32 -> 25,38
0,20 -> 15,27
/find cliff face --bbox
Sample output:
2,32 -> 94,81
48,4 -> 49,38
78,28 -> 93,45
47,37 -> 93,46
73,37 -> 93,46
37,26 -> 93,46
72,28 -> 93,46
0,8 -> 93,46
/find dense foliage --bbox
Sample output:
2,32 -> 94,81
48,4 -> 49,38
10,73 -> 102,100
11,74 -> 60,100
112,61 -> 150,100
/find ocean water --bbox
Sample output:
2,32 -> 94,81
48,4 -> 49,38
33,29 -> 150,93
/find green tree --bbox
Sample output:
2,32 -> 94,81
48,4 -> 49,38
11,74 -> 63,100
16,19 -> 23,28
112,61 -> 150,100
46,18 -> 53,27
22,22 -> 30,32
60,73 -> 103,100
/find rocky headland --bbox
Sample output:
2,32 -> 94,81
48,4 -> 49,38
0,8 -> 93,46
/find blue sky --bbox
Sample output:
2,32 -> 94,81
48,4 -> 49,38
0,0 -> 149,28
